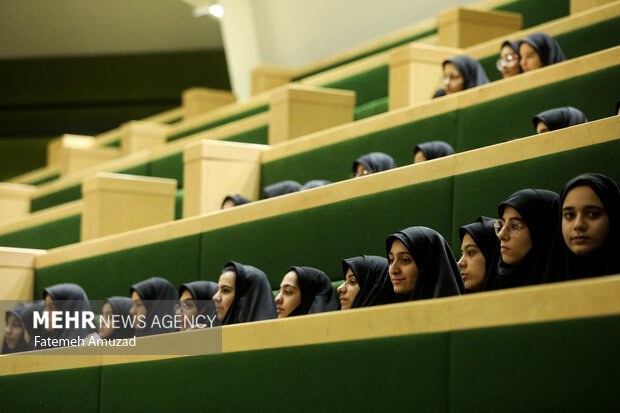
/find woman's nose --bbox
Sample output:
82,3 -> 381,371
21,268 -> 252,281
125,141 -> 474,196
457,256 -> 466,268
274,293 -> 282,304
337,284 -> 346,294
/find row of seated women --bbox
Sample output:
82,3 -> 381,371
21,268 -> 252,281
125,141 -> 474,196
3,172 -> 617,354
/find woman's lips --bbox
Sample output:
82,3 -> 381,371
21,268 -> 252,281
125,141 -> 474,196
391,278 -> 405,284
500,246 -> 510,252
461,273 -> 469,280
571,235 -> 590,243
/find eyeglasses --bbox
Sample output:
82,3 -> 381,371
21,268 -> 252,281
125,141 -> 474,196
444,73 -> 462,83
494,219 -> 526,237
174,301 -> 195,313
496,53 -> 519,71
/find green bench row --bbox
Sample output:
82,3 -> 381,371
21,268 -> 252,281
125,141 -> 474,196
1,314 -> 617,412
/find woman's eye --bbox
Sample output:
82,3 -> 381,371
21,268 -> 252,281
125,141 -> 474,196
564,212 -> 575,220
350,280 -> 357,286
588,211 -> 602,219
388,258 -> 394,264
467,251 -> 476,256
510,223 -> 520,231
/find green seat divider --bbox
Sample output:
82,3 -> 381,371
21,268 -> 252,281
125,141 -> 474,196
0,366 -> 101,411
116,162 -> 151,177
29,173 -> 61,186
456,65 -> 620,152
261,111 -> 458,187
493,0 -> 569,29
34,233 -> 202,300
151,152 -> 183,187
31,184 -> 82,212
451,140 -> 620,253
0,214 -> 81,250
354,96 -> 389,120
99,331 -> 450,412
449,314 -> 620,412
480,16 -> 620,82
164,116 -> 183,125
221,124 -> 269,145
201,177 -> 454,289
175,188 -> 184,220
167,104 -> 269,142
322,64 -> 389,107
102,139 -> 121,148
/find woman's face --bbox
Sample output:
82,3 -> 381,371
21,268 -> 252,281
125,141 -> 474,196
337,268 -> 360,310
536,121 -> 549,134
496,206 -> 532,265
44,295 -> 56,332
443,63 -> 464,94
213,271 -> 235,321
413,150 -> 426,164
562,186 -> 610,256
275,271 -> 302,318
98,302 -> 114,339
177,289 -> 198,331
388,239 -> 419,295
221,200 -> 236,210
130,291 -> 147,329
499,45 -> 520,78
353,163 -> 371,178
457,233 -> 486,291
519,42 -> 542,72
4,314 -> 24,350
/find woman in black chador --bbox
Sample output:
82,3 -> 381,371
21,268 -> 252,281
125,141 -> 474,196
544,173 -> 619,283
213,261 -> 277,325
275,266 -> 339,318
221,194 -> 251,209
457,217 -> 498,292
435,55 -> 489,97
519,32 -> 565,72
339,255 -> 396,309
413,141 -> 455,164
483,189 -> 560,290
385,226 -> 464,300
42,283 -> 97,347
352,152 -> 396,177
532,107 -> 587,134
177,281 -> 220,330
130,277 -> 178,337
99,297 -> 135,340
2,303 -> 35,354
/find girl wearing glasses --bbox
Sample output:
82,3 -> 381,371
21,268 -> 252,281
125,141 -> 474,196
436,55 -> 489,97
352,152 -> 396,178
177,281 -> 219,331
484,189 -> 560,290
497,40 -> 522,79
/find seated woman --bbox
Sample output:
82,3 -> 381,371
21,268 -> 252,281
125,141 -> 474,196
546,173 -> 619,282
385,226 -> 464,300
221,194 -> 251,210
2,303 -> 34,354
484,189 -> 560,290
435,55 -> 489,97
262,180 -> 302,198
301,180 -> 331,190
275,266 -> 339,317
458,217 -> 498,292
497,40 -> 522,78
338,255 -> 395,309
130,277 -> 178,337
213,261 -> 276,325
177,281 -> 219,331
352,152 -> 396,177
20,301 -> 43,350
413,141 -> 455,164
532,107 -> 587,134
43,283 -> 98,347
519,32 -> 566,72
99,297 -> 134,340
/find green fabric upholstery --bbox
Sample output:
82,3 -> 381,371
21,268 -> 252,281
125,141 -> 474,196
456,65 -> 620,152
99,331 -> 450,412
30,184 -> 82,213
449,315 -> 620,412
322,65 -> 389,107
151,152 -> 183,188
116,162 -> 151,177
29,173 -> 61,186
451,140 -> 620,252
101,139 -> 121,148
261,111 -> 458,187
480,15 -> 620,82
167,104 -> 269,142
0,214 -> 81,250
221,125 -> 269,145
493,0 -> 569,29
0,366 -> 101,411
34,234 -> 202,300
175,188 -> 184,220
354,97 -> 389,120
200,178 -> 453,288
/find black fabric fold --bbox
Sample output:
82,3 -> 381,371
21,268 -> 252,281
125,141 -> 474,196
222,261 -> 277,325
288,266 -> 339,316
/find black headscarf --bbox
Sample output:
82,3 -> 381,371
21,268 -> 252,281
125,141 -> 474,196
484,189 -> 560,290
179,281 -> 220,326
433,89 -> 447,99
501,40 -> 521,58
301,180 -> 332,190
545,173 -> 619,282
101,297 -> 135,340
443,55 -> 490,90
414,141 -> 455,161
385,227 -> 464,301
459,217 -> 499,292
43,283 -> 96,346
2,303 -> 32,354
221,261 -> 277,325
532,107 -> 587,132
288,266 -> 339,316
130,277 -> 178,337
341,255 -> 396,308
262,180 -> 301,199
21,301 -> 43,350
353,152 -> 396,175
221,194 -> 251,208
521,32 -> 566,67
